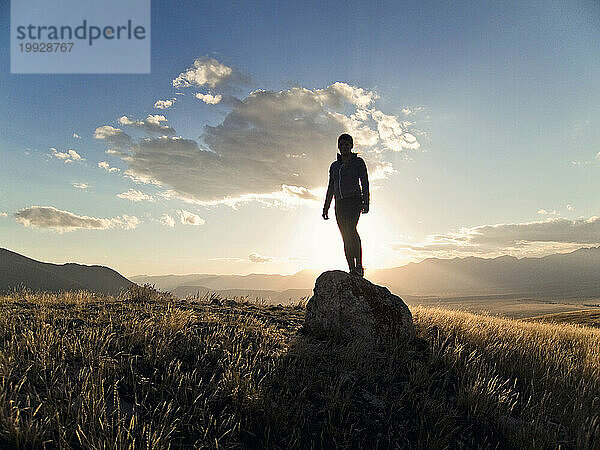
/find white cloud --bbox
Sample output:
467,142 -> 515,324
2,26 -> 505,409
248,252 -> 271,263
154,98 -> 176,109
537,209 -> 557,215
49,147 -> 85,163
98,161 -> 120,173
393,215 -> 600,259
73,133 -> 81,139
14,206 -> 140,233
95,75 -> 420,207
0,212 -> 7,218
195,92 -> 223,104
371,110 -> 420,151
94,126 -> 133,148
117,189 -> 155,202
172,57 -> 234,88
566,204 -> 574,211
118,115 -> 176,135
177,209 -> 205,226
72,182 -> 88,189
157,213 -> 175,227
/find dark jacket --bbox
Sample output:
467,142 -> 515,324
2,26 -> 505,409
324,152 -> 369,211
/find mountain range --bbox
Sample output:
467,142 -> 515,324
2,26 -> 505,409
0,248 -> 133,296
134,247 -> 600,301
2,246 -> 600,301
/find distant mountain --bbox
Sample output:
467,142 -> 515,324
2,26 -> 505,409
132,269 -> 320,292
134,247 -> 600,300
0,248 -> 133,295
369,247 -> 600,298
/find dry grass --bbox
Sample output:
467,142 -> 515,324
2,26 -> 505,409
0,287 -> 597,449
522,309 -> 600,329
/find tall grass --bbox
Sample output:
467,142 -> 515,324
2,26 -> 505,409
0,288 -> 597,448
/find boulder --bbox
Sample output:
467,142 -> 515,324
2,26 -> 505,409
304,270 -> 415,344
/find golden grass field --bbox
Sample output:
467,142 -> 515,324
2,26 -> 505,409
0,285 -> 598,449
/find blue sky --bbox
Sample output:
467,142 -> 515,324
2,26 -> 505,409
1,0 -> 599,276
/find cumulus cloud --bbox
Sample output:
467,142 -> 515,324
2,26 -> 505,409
195,92 -> 223,104
98,161 -> 120,173
393,215 -> 600,259
281,184 -> 319,200
14,206 -> 140,233
172,57 -> 234,88
72,182 -> 88,189
154,98 -> 176,109
99,82 -> 418,206
248,252 -> 271,263
537,209 -> 557,215
49,148 -> 84,163
157,213 -> 175,227
0,212 -> 7,218
73,133 -> 81,139
94,126 -> 133,148
118,115 -> 176,135
177,209 -> 205,226
93,57 -> 421,207
567,204 -> 574,211
117,189 -> 155,202
371,110 -> 420,151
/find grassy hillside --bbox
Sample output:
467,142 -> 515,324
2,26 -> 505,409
522,309 -> 600,328
0,287 -> 598,448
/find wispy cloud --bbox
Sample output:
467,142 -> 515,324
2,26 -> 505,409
117,189 -> 155,202
94,126 -> 133,148
48,148 -> 84,163
248,252 -> 272,263
72,182 -> 89,189
157,213 -> 175,227
98,161 -> 120,173
14,206 -> 140,233
392,215 -> 600,259
118,115 -> 176,135
177,209 -> 205,226
154,98 -> 176,109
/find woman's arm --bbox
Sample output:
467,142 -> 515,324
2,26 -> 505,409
323,164 -> 335,218
359,158 -> 369,210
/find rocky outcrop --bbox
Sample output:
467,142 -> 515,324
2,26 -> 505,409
304,270 -> 415,344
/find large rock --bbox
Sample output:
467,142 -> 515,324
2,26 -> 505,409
304,270 -> 415,344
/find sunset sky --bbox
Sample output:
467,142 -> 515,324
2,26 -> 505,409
1,0 -> 599,277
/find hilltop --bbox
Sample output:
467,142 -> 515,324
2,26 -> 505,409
0,248 -> 133,295
0,286 -> 597,448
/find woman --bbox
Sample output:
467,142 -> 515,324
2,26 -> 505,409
322,133 -> 369,276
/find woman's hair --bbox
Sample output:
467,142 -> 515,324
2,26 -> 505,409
338,133 -> 353,145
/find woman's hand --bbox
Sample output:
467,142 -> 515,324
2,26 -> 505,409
322,208 -> 329,220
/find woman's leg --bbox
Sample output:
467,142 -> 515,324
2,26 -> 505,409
335,205 -> 355,272
349,201 -> 363,271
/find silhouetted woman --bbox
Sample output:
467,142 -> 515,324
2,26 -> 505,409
322,133 -> 369,276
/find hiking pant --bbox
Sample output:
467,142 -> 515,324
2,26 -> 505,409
335,196 -> 363,265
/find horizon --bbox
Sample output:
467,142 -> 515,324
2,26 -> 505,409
4,244 -> 599,279
2,0 -> 599,277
